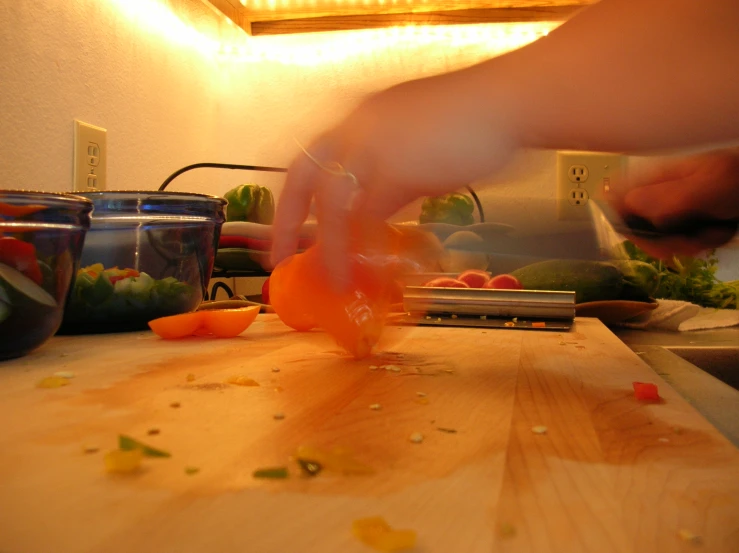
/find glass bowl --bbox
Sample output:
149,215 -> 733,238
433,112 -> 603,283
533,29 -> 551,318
0,191 -> 93,360
59,191 -> 226,333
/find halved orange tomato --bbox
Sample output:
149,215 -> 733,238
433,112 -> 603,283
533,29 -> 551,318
201,306 -> 260,338
148,306 -> 260,339
148,312 -> 204,339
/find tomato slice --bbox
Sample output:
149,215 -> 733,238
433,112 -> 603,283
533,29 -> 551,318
633,381 -> 660,401
201,306 -> 260,338
148,312 -> 204,339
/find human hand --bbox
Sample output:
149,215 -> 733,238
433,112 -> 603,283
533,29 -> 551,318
270,72 -> 518,281
609,148 -> 739,259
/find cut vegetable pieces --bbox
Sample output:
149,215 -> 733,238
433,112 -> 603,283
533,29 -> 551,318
253,466 -> 289,479
633,381 -> 660,401
119,434 -> 171,458
36,376 -> 70,389
352,517 -> 417,552
148,306 -> 260,339
0,262 -> 57,307
104,449 -> 143,474
226,375 -> 260,387
0,202 -> 47,217
295,445 -> 374,475
148,312 -> 204,339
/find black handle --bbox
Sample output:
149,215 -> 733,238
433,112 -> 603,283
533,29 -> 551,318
623,213 -> 738,239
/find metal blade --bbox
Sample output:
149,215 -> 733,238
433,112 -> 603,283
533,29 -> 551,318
437,197 -> 614,263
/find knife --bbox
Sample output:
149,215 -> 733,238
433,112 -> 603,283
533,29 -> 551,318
440,197 -> 738,261
433,197 -> 612,261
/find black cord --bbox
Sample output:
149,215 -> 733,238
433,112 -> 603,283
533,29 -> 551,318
209,281 -> 234,301
158,163 -> 288,191
465,185 -> 485,223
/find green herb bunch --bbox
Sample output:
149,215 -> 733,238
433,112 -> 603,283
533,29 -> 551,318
622,241 -> 738,309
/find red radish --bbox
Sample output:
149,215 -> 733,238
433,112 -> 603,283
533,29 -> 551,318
424,277 -> 470,288
261,277 -> 271,304
457,269 -> 491,289
484,274 -> 523,290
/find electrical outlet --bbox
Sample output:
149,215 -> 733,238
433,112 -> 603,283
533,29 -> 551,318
73,120 -> 107,192
568,165 -> 589,184
557,151 -> 625,220
568,187 -> 589,206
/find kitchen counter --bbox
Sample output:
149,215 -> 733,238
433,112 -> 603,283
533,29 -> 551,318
0,316 -> 738,553
614,326 -> 739,447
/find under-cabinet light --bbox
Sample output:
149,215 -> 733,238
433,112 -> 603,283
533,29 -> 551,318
110,0 -> 558,66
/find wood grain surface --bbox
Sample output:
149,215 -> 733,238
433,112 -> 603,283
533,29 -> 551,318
203,0 -> 595,34
0,316 -> 737,553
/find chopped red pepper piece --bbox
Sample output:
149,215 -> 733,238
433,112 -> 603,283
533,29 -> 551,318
0,202 -> 47,217
0,237 -> 43,284
633,381 -> 660,401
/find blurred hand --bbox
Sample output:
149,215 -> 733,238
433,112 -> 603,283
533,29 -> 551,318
270,73 -> 517,281
609,148 -> 739,259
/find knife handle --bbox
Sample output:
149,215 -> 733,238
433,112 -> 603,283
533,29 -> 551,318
622,213 -> 739,240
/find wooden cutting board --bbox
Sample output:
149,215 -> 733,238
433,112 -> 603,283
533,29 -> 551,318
0,316 -> 737,553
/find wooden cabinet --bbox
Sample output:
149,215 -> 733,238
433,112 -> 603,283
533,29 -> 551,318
204,0 -> 597,35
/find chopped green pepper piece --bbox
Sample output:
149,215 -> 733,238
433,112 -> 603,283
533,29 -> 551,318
436,427 -> 458,434
252,466 -> 289,479
118,434 -> 172,458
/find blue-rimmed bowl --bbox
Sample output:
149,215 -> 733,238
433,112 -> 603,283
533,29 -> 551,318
59,191 -> 226,334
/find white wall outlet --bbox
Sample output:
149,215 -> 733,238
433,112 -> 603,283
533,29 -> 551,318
557,150 -> 625,220
73,120 -> 107,192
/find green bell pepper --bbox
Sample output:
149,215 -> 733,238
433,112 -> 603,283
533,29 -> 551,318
419,193 -> 475,225
223,184 -> 275,224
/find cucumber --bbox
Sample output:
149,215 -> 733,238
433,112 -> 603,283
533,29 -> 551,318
0,262 -> 57,307
510,259 -> 624,303
609,260 -> 660,301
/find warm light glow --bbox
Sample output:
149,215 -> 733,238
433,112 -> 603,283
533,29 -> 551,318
109,0 -> 221,55
109,0 -> 560,67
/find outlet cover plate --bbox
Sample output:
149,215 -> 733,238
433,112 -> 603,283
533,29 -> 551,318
73,120 -> 107,192
557,150 -> 625,220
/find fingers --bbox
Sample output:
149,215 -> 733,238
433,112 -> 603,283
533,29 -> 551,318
359,178 -> 419,223
271,135 -> 370,288
270,147 -> 327,268
313,168 -> 361,288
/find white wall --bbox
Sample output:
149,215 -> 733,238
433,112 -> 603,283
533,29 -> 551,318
0,0 -> 551,199
1,0 -> 736,279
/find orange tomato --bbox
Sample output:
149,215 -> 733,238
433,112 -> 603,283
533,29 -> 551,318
270,219 -> 404,359
269,253 -> 317,332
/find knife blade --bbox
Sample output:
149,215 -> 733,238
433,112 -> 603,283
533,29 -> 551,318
435,197 -> 613,261
589,199 -> 739,243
